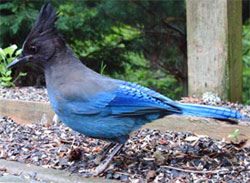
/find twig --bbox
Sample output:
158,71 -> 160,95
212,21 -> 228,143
161,165 -> 230,174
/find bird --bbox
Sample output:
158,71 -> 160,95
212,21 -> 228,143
7,3 -> 242,175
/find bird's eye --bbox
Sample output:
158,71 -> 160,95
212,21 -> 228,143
29,45 -> 37,53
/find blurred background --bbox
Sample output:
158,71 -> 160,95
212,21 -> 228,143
0,0 -> 249,103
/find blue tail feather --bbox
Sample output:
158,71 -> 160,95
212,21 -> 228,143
175,103 -> 242,119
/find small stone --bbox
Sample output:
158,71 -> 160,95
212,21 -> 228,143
146,170 -> 156,180
171,170 -> 180,178
113,173 -> 120,179
106,173 -> 113,179
32,156 -> 39,162
12,149 -> 20,156
120,175 -> 129,182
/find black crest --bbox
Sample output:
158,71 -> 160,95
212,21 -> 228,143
25,3 -> 59,43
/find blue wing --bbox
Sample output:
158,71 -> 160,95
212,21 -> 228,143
120,81 -> 174,103
69,81 -> 181,116
67,80 -> 241,120
108,85 -> 181,116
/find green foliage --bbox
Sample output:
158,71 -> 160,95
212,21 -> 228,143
0,1 -> 43,47
0,45 -> 26,87
0,0 -> 186,95
228,129 -> 239,142
100,61 -> 107,75
242,21 -> 250,105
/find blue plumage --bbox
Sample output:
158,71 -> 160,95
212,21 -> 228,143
6,3 -> 243,174
46,76 -> 242,143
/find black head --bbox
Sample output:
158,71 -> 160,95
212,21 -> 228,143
7,3 -> 65,69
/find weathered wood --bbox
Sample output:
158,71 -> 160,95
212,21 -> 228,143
186,0 -> 242,102
0,98 -> 54,124
0,159 -> 119,183
0,99 -> 249,142
144,115 -> 250,142
227,0 -> 243,102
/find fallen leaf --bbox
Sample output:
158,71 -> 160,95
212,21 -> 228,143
93,147 -> 101,152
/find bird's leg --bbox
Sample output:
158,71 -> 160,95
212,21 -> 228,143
93,142 -> 116,164
92,143 -> 124,176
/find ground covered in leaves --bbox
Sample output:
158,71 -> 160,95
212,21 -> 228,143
0,116 -> 249,183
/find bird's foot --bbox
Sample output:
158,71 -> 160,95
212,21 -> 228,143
79,160 -> 112,177
93,155 -> 102,165
93,143 -> 116,164
92,143 -> 124,176
92,157 -> 112,176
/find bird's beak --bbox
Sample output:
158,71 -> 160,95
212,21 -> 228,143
6,55 -> 32,69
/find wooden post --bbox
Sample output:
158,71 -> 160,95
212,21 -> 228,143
186,0 -> 242,102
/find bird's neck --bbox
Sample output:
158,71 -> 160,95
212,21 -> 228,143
43,46 -> 117,101
44,46 -> 86,89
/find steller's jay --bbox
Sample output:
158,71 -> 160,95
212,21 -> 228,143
7,3 -> 242,175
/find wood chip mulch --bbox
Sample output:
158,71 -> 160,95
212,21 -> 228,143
0,116 -> 249,182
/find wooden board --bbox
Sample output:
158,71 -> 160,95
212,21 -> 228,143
0,98 -> 249,142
